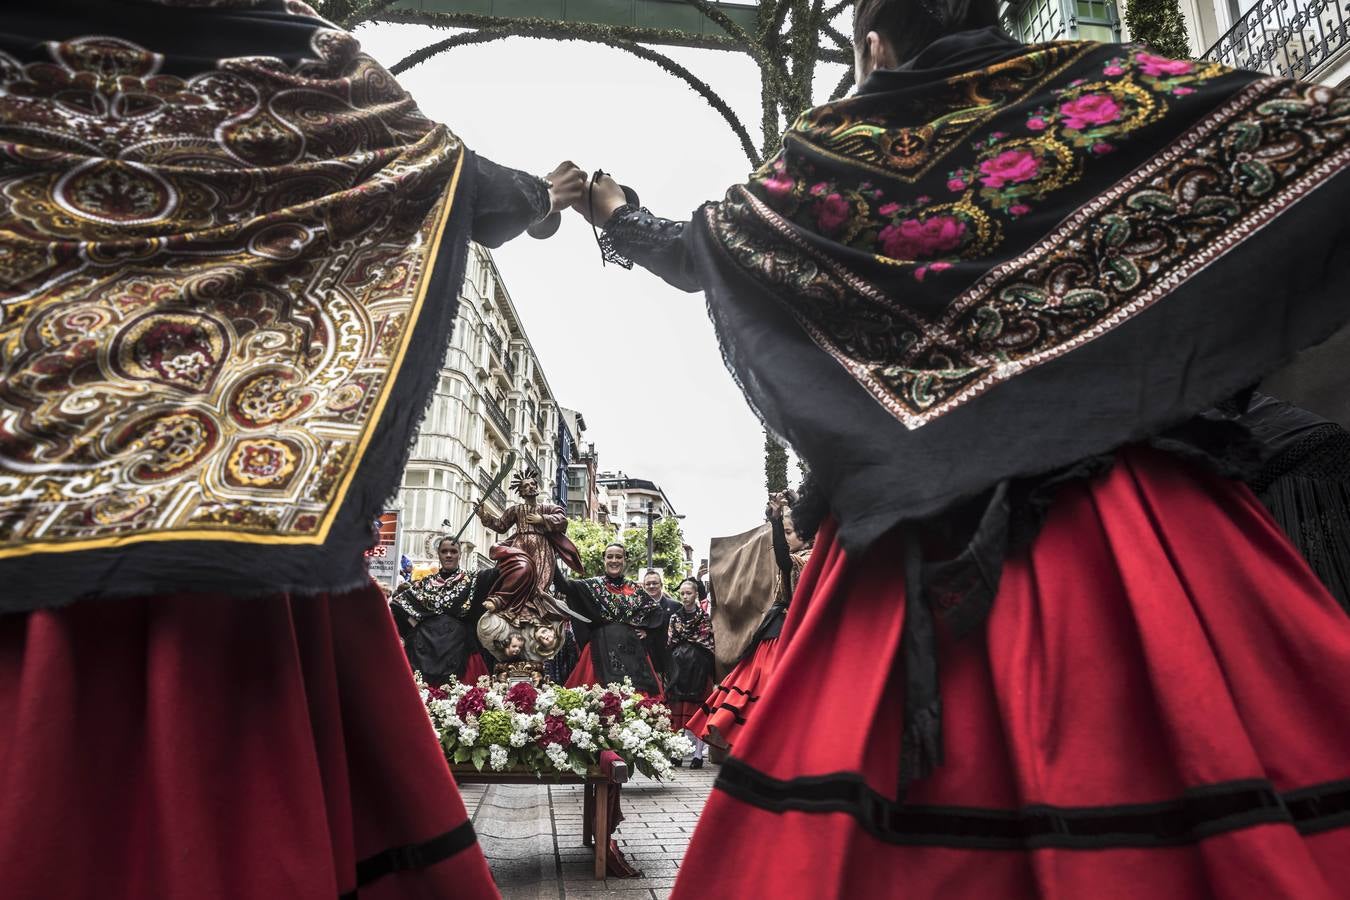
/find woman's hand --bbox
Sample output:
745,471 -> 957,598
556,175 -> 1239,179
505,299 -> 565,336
572,172 -> 628,225
544,160 -> 586,215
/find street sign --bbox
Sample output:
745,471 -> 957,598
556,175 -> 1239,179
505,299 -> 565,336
365,510 -> 404,591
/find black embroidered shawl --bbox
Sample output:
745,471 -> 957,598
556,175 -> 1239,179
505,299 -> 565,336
687,30 -> 1350,556
0,2 -> 548,609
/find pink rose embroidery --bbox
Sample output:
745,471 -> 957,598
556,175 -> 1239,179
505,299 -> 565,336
1060,93 -> 1121,130
1009,204 -> 1031,217
815,193 -> 851,234
1103,64 -> 1125,76
978,149 -> 1040,189
1091,142 -> 1114,155
1026,116 -> 1048,132
809,182 -> 829,196
879,215 -> 967,260
1137,52 -> 1194,77
1174,86 -> 1195,96
878,202 -> 901,216
947,177 -> 967,192
762,172 -> 794,197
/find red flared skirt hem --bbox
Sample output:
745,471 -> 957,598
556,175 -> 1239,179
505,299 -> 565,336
685,639 -> 780,751
667,687 -> 712,733
0,582 -> 498,900
674,448 -> 1350,898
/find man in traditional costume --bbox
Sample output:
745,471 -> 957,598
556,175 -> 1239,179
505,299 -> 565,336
0,2 -> 586,896
390,537 -> 495,686
573,0 -> 1350,894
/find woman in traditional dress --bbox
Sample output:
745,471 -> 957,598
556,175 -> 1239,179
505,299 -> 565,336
666,576 -> 716,768
574,0 -> 1350,894
390,537 -> 496,685
557,543 -> 670,696
554,542 -> 669,877
0,2 -> 586,897
689,492 -> 812,752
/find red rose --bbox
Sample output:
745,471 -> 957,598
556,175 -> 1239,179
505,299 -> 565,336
537,714 -> 573,748
506,682 -> 538,714
426,684 -> 448,701
599,691 -> 624,722
878,216 -> 967,261
978,149 -> 1040,189
1059,93 -> 1121,131
456,686 -> 486,720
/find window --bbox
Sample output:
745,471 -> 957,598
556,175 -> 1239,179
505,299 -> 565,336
405,469 -> 428,487
1004,0 -> 1119,43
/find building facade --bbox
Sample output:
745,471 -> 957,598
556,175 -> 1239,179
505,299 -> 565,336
394,244 -> 564,571
1000,0 -> 1350,86
596,472 -> 679,535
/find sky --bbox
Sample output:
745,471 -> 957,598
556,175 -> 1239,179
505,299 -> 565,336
357,23 -> 849,563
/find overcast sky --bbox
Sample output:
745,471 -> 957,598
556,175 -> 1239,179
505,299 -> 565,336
357,23 -> 849,563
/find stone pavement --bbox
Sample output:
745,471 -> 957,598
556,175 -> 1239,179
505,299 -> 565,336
462,761 -> 718,899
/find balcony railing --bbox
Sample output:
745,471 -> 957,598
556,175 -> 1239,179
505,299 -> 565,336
1204,0 -> 1350,81
484,324 -> 503,361
484,395 -> 511,439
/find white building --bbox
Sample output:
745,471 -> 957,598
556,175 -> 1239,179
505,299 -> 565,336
394,244 -> 564,571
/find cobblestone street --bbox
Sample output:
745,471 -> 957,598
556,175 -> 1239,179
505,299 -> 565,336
462,762 -> 717,899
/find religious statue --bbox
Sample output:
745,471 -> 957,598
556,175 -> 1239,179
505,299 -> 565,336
474,467 -> 586,663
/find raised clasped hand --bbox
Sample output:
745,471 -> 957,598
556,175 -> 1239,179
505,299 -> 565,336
572,172 -> 628,226
544,160 -> 587,215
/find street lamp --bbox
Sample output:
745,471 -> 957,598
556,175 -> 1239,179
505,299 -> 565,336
643,500 -> 686,571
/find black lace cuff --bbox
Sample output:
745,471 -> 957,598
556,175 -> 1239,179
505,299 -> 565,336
601,204 -> 687,269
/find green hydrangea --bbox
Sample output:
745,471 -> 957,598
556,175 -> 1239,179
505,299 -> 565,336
553,688 -> 585,712
478,709 -> 513,747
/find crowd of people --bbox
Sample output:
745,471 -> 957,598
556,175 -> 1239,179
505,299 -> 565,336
3,0 -> 1349,897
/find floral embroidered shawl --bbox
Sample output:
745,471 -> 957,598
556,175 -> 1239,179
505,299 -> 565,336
695,28 -> 1350,555
0,2 -> 475,608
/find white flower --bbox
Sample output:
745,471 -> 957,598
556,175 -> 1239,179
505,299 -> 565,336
489,744 -> 509,771
458,726 -> 479,746
572,731 -> 596,751
544,742 -> 570,770
509,730 -> 528,748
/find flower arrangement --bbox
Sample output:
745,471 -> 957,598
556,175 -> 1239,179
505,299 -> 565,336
419,676 -> 692,780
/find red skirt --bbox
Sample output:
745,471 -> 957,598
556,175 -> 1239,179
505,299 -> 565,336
674,448 -> 1350,898
463,652 -> 491,684
565,644 -> 663,700
668,677 -> 714,733
0,582 -> 498,900
686,639 -> 781,750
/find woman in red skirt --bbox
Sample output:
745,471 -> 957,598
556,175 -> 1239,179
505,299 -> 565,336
666,577 -> 716,767
575,0 -> 1350,892
0,2 -> 587,896
690,493 -> 812,752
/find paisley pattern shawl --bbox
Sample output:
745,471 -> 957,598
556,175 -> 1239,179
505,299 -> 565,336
694,33 -> 1350,553
0,10 -> 473,607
